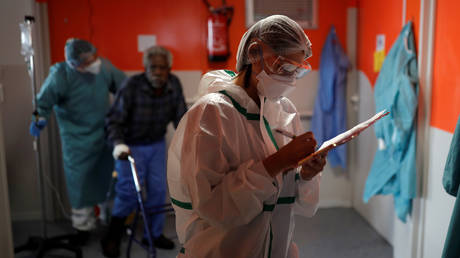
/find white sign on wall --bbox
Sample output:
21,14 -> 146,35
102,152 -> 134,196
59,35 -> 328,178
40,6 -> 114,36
138,35 -> 157,52
376,34 -> 385,51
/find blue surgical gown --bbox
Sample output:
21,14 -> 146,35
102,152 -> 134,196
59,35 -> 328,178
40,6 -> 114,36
311,26 -> 350,168
36,58 -> 126,208
363,22 -> 418,222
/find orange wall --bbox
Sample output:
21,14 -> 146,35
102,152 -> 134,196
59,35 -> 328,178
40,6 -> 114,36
47,0 -> 215,71
430,0 -> 460,132
307,0 -> 350,69
357,0 -> 460,133
45,0 -> 351,73
357,0 -> 420,85
406,0 -> 420,51
357,0 -> 403,85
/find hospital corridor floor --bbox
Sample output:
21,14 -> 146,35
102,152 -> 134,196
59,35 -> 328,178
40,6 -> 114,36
12,207 -> 392,258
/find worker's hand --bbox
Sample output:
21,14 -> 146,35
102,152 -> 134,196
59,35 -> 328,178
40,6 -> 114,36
113,144 -> 130,160
264,131 -> 316,177
300,152 -> 327,180
29,118 -> 47,137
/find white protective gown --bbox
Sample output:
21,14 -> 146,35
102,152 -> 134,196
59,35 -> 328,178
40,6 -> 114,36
167,70 -> 320,258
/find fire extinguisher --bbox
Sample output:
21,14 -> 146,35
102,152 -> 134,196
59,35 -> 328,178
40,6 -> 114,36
204,0 -> 234,62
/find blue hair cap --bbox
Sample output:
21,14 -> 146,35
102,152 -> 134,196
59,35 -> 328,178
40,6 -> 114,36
64,38 -> 96,68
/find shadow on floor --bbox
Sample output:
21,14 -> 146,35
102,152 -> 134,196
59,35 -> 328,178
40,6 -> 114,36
294,208 -> 392,258
13,208 -> 392,258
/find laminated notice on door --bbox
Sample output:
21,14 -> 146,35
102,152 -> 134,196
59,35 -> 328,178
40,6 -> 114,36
298,110 -> 389,165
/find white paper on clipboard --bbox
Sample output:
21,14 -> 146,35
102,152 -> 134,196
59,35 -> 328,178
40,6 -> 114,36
298,109 -> 389,165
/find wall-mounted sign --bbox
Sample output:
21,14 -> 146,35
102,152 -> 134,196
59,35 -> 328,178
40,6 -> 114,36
138,35 -> 157,52
374,34 -> 386,72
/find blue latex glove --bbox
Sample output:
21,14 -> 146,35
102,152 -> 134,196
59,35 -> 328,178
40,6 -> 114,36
29,119 -> 47,137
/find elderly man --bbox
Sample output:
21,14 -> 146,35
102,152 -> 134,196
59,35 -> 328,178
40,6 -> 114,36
102,46 -> 187,257
29,38 -> 126,244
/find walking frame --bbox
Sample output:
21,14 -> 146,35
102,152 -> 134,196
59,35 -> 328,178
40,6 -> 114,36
125,155 -> 174,258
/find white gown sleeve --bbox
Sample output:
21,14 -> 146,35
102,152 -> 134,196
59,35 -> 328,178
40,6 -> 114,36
294,171 -> 321,217
290,108 -> 321,217
181,100 -> 277,229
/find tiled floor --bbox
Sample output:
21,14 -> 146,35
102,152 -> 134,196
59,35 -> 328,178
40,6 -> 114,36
12,208 -> 392,258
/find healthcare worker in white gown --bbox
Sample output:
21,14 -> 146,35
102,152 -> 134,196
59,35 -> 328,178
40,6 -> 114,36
168,15 -> 327,258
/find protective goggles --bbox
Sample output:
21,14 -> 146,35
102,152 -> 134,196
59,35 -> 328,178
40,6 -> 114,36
268,55 -> 312,79
257,39 -> 312,79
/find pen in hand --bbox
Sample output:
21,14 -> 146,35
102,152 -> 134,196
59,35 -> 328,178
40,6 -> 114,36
274,129 -> 296,139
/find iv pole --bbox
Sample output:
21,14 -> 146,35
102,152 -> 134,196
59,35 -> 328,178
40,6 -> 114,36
14,15 -> 82,258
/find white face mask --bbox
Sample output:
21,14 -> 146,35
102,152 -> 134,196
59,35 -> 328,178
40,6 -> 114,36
255,48 -> 298,154
84,58 -> 102,74
256,70 -> 296,155
256,70 -> 296,100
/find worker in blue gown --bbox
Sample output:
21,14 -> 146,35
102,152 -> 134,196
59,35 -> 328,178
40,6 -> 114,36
311,26 -> 350,168
363,22 -> 418,222
29,38 -> 126,244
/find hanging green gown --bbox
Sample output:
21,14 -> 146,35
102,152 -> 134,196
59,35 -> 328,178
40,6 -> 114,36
36,58 -> 126,209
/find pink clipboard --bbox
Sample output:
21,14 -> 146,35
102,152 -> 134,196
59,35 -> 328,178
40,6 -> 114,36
298,110 -> 390,166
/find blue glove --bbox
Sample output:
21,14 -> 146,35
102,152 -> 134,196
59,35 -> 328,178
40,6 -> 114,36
29,119 -> 47,137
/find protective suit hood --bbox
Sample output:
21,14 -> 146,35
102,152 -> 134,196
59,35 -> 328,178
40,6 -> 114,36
197,70 -> 236,97
197,70 -> 296,131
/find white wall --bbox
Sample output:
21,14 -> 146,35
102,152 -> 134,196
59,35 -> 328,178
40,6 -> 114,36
286,5 -> 360,209
0,0 -> 33,254
0,0 -> 33,66
0,0 -> 47,221
421,127 -> 455,258
289,71 -> 353,208
352,71 -> 395,244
